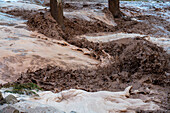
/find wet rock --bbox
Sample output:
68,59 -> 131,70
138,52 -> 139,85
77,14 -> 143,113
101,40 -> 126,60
0,92 -> 5,105
4,95 -> 18,104
0,106 -> 19,113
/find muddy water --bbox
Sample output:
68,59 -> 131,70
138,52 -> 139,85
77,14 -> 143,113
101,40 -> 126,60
0,0 -> 99,84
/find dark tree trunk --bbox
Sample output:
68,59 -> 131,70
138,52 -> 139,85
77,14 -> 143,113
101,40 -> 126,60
108,0 -> 122,18
50,0 -> 64,29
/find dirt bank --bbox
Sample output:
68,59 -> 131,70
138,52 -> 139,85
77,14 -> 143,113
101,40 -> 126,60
7,36 -> 167,91
0,9 -> 99,83
1,2 -> 170,111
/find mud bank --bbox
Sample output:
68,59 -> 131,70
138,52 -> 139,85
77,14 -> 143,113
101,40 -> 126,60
19,12 -> 170,112
0,1 -> 170,111
26,10 -> 170,39
0,10 -> 99,83
24,9 -> 170,57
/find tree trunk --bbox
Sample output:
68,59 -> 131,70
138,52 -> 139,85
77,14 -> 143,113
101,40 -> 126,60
50,0 -> 64,29
108,0 -> 122,18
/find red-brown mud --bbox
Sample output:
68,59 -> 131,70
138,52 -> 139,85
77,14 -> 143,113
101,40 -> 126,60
1,3 -> 170,111
3,7 -> 169,39
14,37 -> 169,110
27,11 -> 114,39
15,37 -> 169,90
28,12 -> 64,39
26,9 -> 170,41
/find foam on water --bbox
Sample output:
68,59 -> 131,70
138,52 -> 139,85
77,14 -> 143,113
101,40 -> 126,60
0,86 -> 160,113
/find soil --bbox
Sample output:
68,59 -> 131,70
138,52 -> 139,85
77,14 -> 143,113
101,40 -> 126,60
1,2 -> 170,111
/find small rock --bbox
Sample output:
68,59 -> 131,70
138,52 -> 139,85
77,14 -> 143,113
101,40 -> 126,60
5,95 -> 18,104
